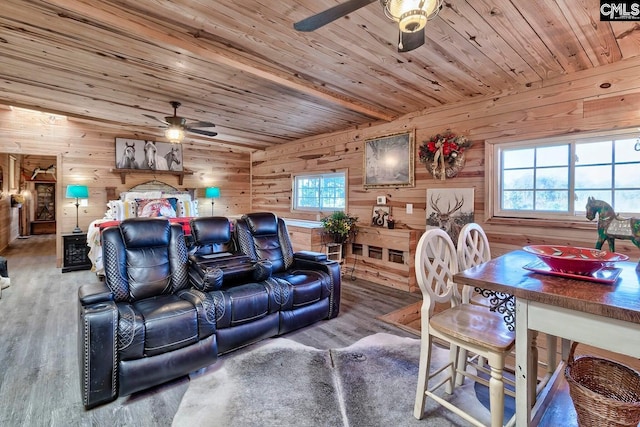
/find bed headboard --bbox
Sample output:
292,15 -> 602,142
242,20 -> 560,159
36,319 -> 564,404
106,180 -> 196,201
104,180 -> 199,221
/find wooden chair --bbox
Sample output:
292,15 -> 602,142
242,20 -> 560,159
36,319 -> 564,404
414,228 -> 515,427
455,222 -> 493,385
457,222 -> 492,304
456,223 -> 558,395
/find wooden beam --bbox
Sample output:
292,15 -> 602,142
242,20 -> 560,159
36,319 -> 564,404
112,168 -> 194,185
42,0 -> 395,122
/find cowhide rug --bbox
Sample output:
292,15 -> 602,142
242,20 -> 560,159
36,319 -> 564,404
171,333 -> 493,427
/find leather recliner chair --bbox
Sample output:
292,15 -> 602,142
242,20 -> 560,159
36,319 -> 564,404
235,212 -> 341,334
78,218 -> 218,408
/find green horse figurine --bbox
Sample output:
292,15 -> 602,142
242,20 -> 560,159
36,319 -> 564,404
585,197 -> 640,264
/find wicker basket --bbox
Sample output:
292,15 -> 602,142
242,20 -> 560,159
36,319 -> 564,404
565,342 -> 640,427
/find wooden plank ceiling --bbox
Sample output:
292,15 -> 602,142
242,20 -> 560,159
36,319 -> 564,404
1,0 -> 639,151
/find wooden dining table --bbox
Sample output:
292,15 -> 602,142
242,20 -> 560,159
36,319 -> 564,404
454,249 -> 640,426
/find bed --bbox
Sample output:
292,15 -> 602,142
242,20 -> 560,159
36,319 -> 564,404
87,181 -> 199,276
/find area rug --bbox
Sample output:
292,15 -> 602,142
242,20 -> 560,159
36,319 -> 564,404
171,333 -> 493,427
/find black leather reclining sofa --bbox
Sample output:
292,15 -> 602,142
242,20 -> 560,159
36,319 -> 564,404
78,212 -> 341,408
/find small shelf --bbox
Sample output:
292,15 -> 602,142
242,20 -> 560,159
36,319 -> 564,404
368,246 -> 383,260
112,168 -> 194,185
351,243 -> 363,256
389,249 -> 405,264
325,243 -> 343,263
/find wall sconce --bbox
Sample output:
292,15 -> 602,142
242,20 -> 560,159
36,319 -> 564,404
66,184 -> 89,233
205,187 -> 220,216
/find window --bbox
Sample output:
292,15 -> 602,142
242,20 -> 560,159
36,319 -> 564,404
292,171 -> 347,211
490,129 -> 640,219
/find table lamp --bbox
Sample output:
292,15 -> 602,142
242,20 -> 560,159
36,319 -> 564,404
66,184 -> 89,233
205,187 -> 220,216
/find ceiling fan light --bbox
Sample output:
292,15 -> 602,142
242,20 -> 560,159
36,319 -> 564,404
165,126 -> 185,144
399,10 -> 427,32
382,0 -> 442,32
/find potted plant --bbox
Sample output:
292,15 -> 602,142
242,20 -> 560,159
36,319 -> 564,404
320,211 -> 358,243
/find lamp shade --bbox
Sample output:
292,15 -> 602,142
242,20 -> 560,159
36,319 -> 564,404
165,127 -> 185,144
66,184 -> 89,199
383,0 -> 442,33
205,187 -> 220,198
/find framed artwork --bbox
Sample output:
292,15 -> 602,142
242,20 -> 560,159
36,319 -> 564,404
363,131 -> 414,188
115,138 -> 183,171
371,205 -> 391,227
426,187 -> 475,243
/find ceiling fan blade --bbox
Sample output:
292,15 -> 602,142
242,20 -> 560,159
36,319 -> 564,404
293,0 -> 376,32
187,121 -> 216,128
188,128 -> 218,137
143,113 -> 169,126
398,29 -> 425,53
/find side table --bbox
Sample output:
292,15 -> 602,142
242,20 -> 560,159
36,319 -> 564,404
62,233 -> 91,273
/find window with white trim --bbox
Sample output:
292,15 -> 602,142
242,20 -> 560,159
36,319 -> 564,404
292,171 -> 347,211
490,130 -> 640,219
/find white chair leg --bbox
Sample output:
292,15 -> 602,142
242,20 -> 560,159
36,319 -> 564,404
414,335 -> 433,419
488,361 -> 506,427
447,344 -> 459,393
455,348 -> 468,386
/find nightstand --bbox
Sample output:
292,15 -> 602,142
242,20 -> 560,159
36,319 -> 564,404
62,233 -> 91,273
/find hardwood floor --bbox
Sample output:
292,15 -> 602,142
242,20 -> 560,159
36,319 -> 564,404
0,235 -> 421,427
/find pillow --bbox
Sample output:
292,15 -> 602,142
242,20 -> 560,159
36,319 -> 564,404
107,200 -> 138,221
163,192 -> 192,202
177,199 -> 199,217
136,198 -> 177,218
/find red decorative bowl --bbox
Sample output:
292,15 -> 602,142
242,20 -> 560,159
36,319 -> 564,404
522,245 -> 629,276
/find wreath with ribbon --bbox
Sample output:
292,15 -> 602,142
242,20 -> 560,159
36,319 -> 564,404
418,130 -> 471,180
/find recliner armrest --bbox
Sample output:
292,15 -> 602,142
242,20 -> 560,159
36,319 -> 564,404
78,300 -> 118,408
78,282 -> 114,306
294,251 -> 328,262
189,255 -> 273,290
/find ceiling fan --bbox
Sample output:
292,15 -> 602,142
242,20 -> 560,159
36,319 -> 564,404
293,0 -> 442,52
144,101 -> 217,143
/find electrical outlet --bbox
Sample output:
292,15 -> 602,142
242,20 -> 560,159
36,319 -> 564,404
406,203 -> 413,214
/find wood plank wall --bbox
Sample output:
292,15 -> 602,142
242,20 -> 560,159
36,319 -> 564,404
252,56 -> 640,261
0,108 -> 252,265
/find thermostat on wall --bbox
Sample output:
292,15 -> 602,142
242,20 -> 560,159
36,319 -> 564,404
376,196 -> 386,205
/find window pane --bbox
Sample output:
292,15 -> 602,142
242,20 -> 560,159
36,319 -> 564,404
615,164 -> 637,188
536,167 -> 568,189
503,148 -> 534,168
294,173 -> 346,210
615,190 -> 640,213
536,145 -> 568,167
502,190 -> 533,210
615,139 -> 640,163
496,132 -> 638,218
576,141 -> 611,165
503,169 -> 533,189
575,190 -> 612,210
575,165 -> 611,189
535,191 -> 568,211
